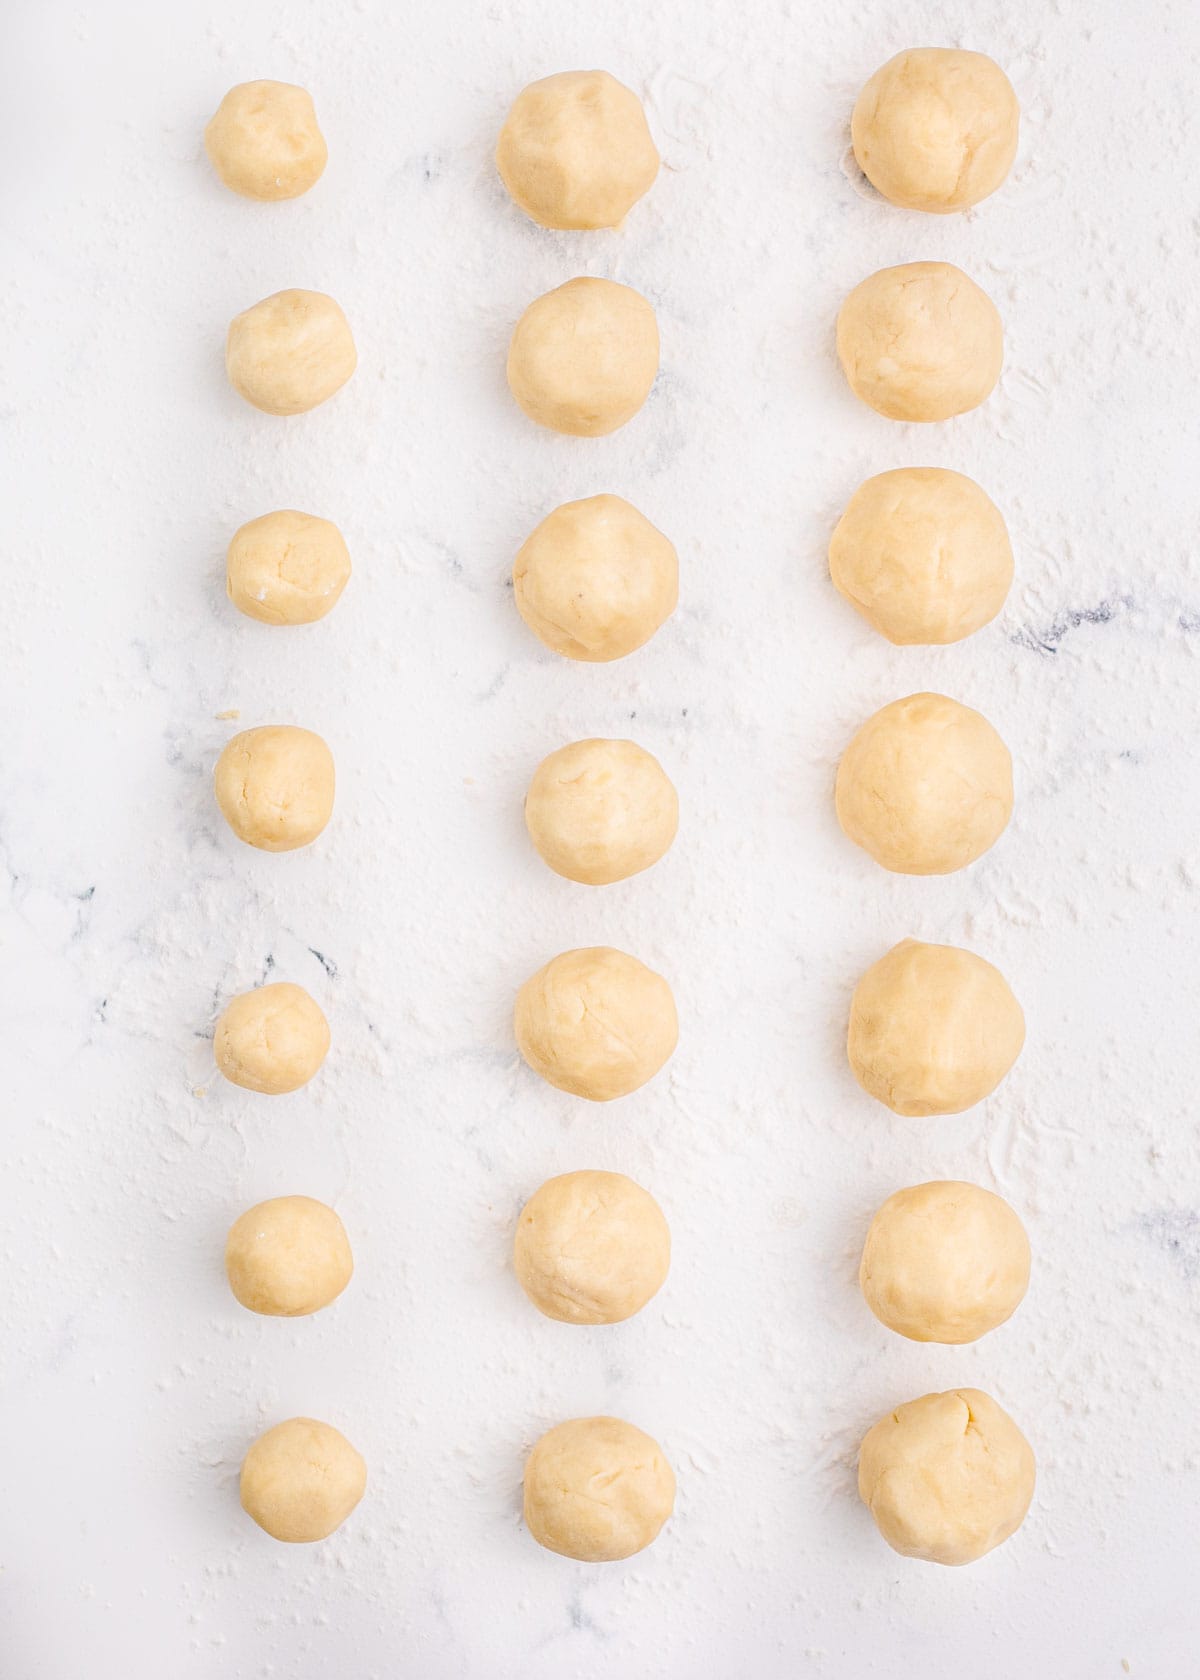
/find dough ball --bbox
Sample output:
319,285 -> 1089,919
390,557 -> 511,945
240,1417 -> 366,1543
214,981 -> 331,1094
496,69 -> 659,230
513,493 -> 678,663
858,1388 -> 1035,1566
852,49 -> 1019,214
836,262 -> 1002,422
214,725 -> 335,852
227,509 -> 351,626
525,738 -> 678,885
829,468 -> 1013,645
514,946 -> 677,1101
225,1194 -> 353,1316
860,1181 -> 1030,1342
226,289 -> 357,416
507,277 -> 658,436
524,1416 -> 674,1560
835,693 -> 1012,875
848,938 -> 1024,1115
204,80 -> 328,201
514,1170 -> 670,1324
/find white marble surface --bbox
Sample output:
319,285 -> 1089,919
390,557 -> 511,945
3,0 -> 1199,1675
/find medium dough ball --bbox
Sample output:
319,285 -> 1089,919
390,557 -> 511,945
227,509 -> 351,625
835,693 -> 1012,875
513,494 -> 678,662
507,277 -> 659,436
214,724 -> 335,852
524,1416 -> 675,1560
514,946 -> 677,1101
836,262 -> 1002,422
514,1170 -> 670,1324
847,938 -> 1024,1115
852,49 -> 1019,214
829,468 -> 1013,645
214,981 -> 331,1094
204,80 -> 328,201
225,1194 -> 353,1316
226,289 -> 357,416
240,1417 -> 366,1543
525,738 -> 678,885
858,1388 -> 1035,1565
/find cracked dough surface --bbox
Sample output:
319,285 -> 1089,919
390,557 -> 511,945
514,1169 -> 670,1324
524,737 -> 678,885
204,79 -> 327,202
523,1416 -> 675,1561
226,509 -> 351,626
514,945 -> 678,1101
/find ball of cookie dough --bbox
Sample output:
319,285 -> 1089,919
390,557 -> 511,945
829,468 -> 1013,645
858,1388 -> 1035,1565
525,738 -> 678,885
204,80 -> 328,201
836,262 -> 1002,422
513,494 -> 678,662
860,1181 -> 1030,1343
524,1416 -> 675,1560
496,69 -> 659,230
226,289 -> 356,416
835,693 -> 1012,875
847,938 -> 1024,1115
507,277 -> 659,436
515,1170 -> 671,1324
225,1194 -> 353,1315
515,946 -> 677,1101
240,1416 -> 366,1543
852,49 -> 1019,214
214,981 -> 331,1094
226,509 -> 351,626
214,725 -> 334,852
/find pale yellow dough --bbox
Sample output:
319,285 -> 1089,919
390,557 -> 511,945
507,277 -> 659,436
525,738 -> 678,885
514,946 -> 677,1101
524,1416 -> 675,1560
240,1417 -> 366,1543
214,980 -> 330,1093
204,80 -> 328,201
226,509 -> 351,625
514,1170 -> 670,1324
226,289 -> 356,416
214,725 -> 335,852
225,1195 -> 353,1316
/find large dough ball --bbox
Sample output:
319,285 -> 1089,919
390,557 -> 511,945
507,277 -> 658,436
214,725 -> 335,852
514,1170 -> 670,1324
225,1194 -> 353,1316
226,289 -> 356,416
240,1417 -> 366,1543
214,980 -> 331,1094
835,693 -> 1012,875
852,49 -> 1019,214
204,80 -> 328,201
524,1416 -> 675,1560
829,468 -> 1012,645
858,1388 -> 1035,1566
847,938 -> 1024,1115
227,509 -> 351,625
836,262 -> 1002,422
525,738 -> 678,885
496,69 -> 659,230
860,1181 -> 1030,1342
513,494 -> 678,662
514,946 -> 677,1101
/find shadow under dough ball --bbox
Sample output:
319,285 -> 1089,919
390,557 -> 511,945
506,277 -> 659,436
226,289 -> 357,416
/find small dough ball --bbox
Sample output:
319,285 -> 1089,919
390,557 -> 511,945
836,693 -> 1012,875
227,509 -> 351,626
860,1181 -> 1030,1343
204,80 -> 328,201
214,724 -> 335,853
507,277 -> 659,436
829,468 -> 1013,645
214,981 -> 331,1094
240,1417 -> 366,1543
225,1194 -> 353,1316
514,1170 -> 670,1324
226,289 -> 356,416
513,494 -> 678,663
858,1388 -> 1035,1566
524,1416 -> 674,1560
852,49 -> 1019,214
525,738 -> 678,885
515,946 -> 677,1101
836,262 -> 1002,422
496,69 -> 659,230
